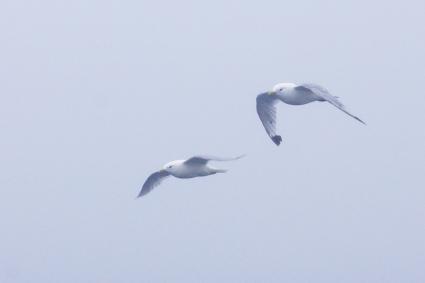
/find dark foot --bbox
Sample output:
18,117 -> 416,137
272,135 -> 282,146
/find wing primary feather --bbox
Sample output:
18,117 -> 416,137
184,155 -> 245,166
137,170 -> 170,198
256,92 -> 282,145
296,84 -> 366,125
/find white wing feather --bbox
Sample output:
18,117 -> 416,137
296,84 -> 365,124
138,170 -> 170,198
184,155 -> 245,166
256,92 -> 282,145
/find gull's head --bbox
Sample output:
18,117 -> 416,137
162,160 -> 182,173
268,82 -> 296,95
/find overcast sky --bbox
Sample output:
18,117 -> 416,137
0,0 -> 424,282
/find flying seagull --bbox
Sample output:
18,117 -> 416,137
137,155 -> 244,198
256,83 -> 365,145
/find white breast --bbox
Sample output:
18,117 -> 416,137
171,163 -> 208,179
278,87 -> 319,105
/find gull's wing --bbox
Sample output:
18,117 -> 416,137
137,170 -> 171,198
295,83 -> 366,125
184,155 -> 245,166
256,92 -> 282,145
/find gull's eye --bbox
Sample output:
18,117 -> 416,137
280,88 -> 283,91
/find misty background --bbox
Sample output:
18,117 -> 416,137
0,0 -> 424,282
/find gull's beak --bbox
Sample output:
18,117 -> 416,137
267,90 -> 276,95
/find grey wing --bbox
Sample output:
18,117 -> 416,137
184,155 -> 245,166
296,83 -> 365,125
137,170 -> 171,198
256,92 -> 282,145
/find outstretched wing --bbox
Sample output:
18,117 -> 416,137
256,92 -> 282,145
295,83 -> 365,125
184,155 -> 245,166
137,170 -> 171,198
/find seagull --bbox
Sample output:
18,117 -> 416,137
137,155 -> 244,198
256,83 -> 365,145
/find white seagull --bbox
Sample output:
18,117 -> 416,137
138,155 -> 244,198
256,83 -> 365,145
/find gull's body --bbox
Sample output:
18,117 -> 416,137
160,159 -> 225,179
138,155 -> 243,198
273,83 -> 320,105
256,83 -> 365,145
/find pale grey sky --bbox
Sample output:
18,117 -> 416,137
0,0 -> 424,282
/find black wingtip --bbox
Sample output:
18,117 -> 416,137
136,190 -> 145,199
272,135 -> 282,146
354,116 -> 366,125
